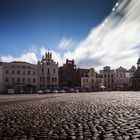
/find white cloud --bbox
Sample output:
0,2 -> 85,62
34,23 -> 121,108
40,47 -> 63,66
60,0 -> 140,70
1,52 -> 38,64
1,0 -> 140,71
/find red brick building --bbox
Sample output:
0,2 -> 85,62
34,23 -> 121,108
59,59 -> 80,89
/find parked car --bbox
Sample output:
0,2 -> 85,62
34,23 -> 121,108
8,89 -> 14,94
37,90 -> 43,94
52,89 -> 58,93
69,88 -> 74,93
44,89 -> 51,93
59,89 -> 65,93
74,89 -> 79,93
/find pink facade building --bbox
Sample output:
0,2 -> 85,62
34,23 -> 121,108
115,66 -> 129,91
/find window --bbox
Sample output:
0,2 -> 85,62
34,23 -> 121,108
23,71 -> 25,74
83,79 -> 85,83
40,77 -> 42,82
47,76 -> 50,82
22,65 -> 26,68
55,77 -> 57,82
108,74 -> 110,77
33,78 -> 36,83
112,79 -> 114,83
17,65 -> 21,68
86,79 -> 88,82
42,68 -> 44,73
17,78 -> 20,83
53,69 -> 56,73
33,71 -> 36,75
111,74 -> 113,78
28,78 -> 30,82
12,78 -> 15,82
23,78 -> 25,83
28,71 -> 30,75
104,74 -> 106,78
52,77 -> 54,82
12,70 -> 15,74
6,70 -> 9,74
47,68 -> 50,74
43,77 -> 45,82
17,70 -> 20,74
6,77 -> 9,82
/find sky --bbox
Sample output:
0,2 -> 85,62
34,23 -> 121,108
0,0 -> 140,70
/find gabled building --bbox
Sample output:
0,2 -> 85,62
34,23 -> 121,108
0,62 -> 3,93
115,66 -> 128,91
126,66 -> 136,89
38,52 -> 58,90
81,68 -> 97,91
96,73 -> 104,91
132,58 -> 140,91
59,59 -> 79,89
100,66 -> 115,91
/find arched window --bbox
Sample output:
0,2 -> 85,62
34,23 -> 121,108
52,77 -> 54,82
47,68 -> 50,74
55,77 -> 57,82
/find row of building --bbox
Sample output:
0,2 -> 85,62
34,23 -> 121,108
0,52 -> 140,93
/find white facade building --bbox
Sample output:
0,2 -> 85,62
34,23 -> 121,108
0,62 -> 3,93
3,61 -> 38,93
115,66 -> 129,91
0,52 -> 59,93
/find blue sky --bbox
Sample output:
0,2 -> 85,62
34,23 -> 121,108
0,0 -> 140,69
0,0 -> 116,55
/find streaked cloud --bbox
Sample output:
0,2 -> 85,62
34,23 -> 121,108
59,37 -> 76,50
1,0 -> 140,70
63,0 -> 140,70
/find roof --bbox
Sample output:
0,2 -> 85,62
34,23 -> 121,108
133,68 -> 140,78
137,58 -> 140,65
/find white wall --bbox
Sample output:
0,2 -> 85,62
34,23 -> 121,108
0,65 -> 3,93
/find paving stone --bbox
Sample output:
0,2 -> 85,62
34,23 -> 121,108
0,92 -> 140,139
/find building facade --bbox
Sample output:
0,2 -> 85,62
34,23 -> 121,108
81,68 -> 97,91
3,61 -> 38,93
38,52 -> 58,90
59,59 -> 79,89
0,62 -> 3,93
115,66 -> 129,91
126,66 -> 136,89
100,66 -> 115,91
132,58 -> 140,91
96,73 -> 104,91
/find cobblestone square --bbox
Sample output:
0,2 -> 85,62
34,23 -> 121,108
1,92 -> 140,140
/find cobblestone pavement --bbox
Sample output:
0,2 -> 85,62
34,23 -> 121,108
1,92 -> 140,140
